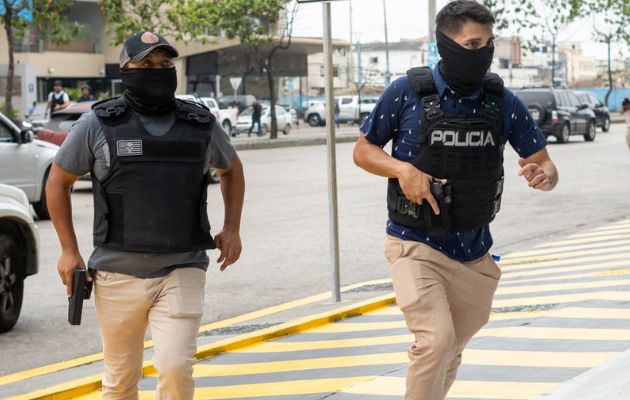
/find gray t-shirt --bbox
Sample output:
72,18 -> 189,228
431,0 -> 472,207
54,109 -> 236,278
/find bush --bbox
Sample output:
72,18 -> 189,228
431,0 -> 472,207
0,102 -> 19,119
65,88 -> 82,101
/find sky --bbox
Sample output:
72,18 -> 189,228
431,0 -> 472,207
291,0 -> 627,61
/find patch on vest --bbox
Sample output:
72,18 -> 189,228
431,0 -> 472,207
116,140 -> 143,156
430,130 -> 495,147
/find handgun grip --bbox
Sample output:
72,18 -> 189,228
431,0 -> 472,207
68,269 -> 86,325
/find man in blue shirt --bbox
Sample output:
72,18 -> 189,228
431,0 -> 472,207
353,1 -> 558,399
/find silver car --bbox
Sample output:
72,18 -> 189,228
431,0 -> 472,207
0,183 -> 39,332
0,112 -> 58,219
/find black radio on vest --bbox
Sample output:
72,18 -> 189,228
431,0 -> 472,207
90,96 -> 217,253
387,66 -> 505,236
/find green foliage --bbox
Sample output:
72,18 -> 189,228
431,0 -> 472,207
64,88 -> 82,101
98,0 -> 217,46
0,103 -> 19,120
578,0 -> 629,44
209,0 -> 288,46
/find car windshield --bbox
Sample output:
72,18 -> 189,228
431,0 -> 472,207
46,114 -> 82,132
516,91 -> 554,108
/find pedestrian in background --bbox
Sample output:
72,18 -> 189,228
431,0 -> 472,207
622,98 -> 630,151
46,31 -> 245,400
353,1 -> 558,399
44,80 -> 69,117
334,99 -> 340,128
248,100 -> 263,137
77,85 -> 94,103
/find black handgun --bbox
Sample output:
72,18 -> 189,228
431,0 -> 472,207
422,178 -> 452,236
68,269 -> 92,326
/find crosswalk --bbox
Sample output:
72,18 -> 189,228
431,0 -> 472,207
73,219 -> 630,400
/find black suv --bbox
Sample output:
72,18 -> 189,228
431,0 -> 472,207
574,91 -> 611,132
515,88 -> 597,143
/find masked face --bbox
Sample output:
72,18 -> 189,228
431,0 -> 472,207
436,22 -> 495,96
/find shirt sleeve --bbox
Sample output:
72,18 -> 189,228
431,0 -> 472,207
359,77 -> 404,147
47,92 -> 53,101
207,122 -> 236,170
63,93 -> 70,103
53,112 -> 97,176
506,91 -> 547,158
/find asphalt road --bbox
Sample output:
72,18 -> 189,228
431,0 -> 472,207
0,123 -> 628,375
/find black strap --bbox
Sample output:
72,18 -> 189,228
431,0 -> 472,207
482,73 -> 504,122
174,99 -> 215,124
406,67 -> 437,97
92,97 -> 127,118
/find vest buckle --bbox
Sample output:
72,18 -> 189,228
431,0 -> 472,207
421,94 -> 443,120
105,107 -> 118,115
187,113 -> 199,121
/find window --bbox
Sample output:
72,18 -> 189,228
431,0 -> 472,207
566,91 -> 581,107
0,120 -> 14,142
341,97 -> 352,105
499,58 -> 510,68
320,65 -> 339,77
370,56 -> 379,64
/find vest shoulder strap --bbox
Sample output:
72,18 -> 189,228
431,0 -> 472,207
406,67 -> 437,97
92,96 -> 127,118
174,99 -> 215,124
484,72 -> 504,96
483,73 -> 504,120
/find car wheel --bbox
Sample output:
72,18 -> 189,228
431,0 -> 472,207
208,168 -> 220,184
33,168 -> 51,220
0,235 -> 24,333
584,120 -> 597,142
282,124 -> 291,135
222,120 -> 232,135
557,124 -> 570,144
602,117 -> 610,132
308,114 -> 321,127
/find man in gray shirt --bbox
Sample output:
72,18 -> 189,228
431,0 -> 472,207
46,31 -> 245,399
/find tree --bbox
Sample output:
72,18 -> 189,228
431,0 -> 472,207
1,0 -> 81,118
98,0 -> 216,46
211,0 -> 298,139
581,0 -> 629,106
483,0 -> 583,87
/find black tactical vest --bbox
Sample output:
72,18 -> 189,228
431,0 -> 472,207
91,97 -> 217,252
387,67 -> 505,235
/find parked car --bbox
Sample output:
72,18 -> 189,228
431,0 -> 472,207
278,104 -> 299,126
235,105 -> 293,135
199,97 -> 238,135
0,183 -> 39,333
219,95 -> 257,113
305,96 -> 378,127
36,101 -> 96,146
0,111 -> 58,219
574,91 -> 611,132
515,88 -> 597,143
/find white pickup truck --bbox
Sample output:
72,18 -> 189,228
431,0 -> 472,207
175,94 -> 238,136
305,95 -> 378,127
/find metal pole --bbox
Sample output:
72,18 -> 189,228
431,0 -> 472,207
347,0 -> 353,88
428,0 -> 437,42
382,0 -> 391,86
322,1 -> 341,303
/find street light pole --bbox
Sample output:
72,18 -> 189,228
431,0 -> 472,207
322,1 -> 341,303
383,0 -> 391,86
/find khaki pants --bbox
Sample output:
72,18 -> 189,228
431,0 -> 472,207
385,235 -> 501,400
94,267 -> 206,400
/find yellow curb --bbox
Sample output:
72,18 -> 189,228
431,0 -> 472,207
0,278 -> 391,388
12,293 -> 396,400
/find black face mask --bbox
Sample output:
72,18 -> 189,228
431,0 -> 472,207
120,68 -> 177,115
436,29 -> 494,97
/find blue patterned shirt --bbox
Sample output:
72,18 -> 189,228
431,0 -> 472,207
360,65 -> 546,262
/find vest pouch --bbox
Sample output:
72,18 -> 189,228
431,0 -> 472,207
422,179 -> 452,236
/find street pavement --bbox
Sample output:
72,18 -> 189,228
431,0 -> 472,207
0,122 -> 629,395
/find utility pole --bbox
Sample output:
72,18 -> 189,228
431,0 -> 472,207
428,0 -> 437,42
347,0 -> 353,88
383,0 -> 391,86
322,1 -> 341,303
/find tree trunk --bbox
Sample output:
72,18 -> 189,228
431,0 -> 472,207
2,6 -> 15,119
266,60 -> 278,140
551,36 -> 556,88
604,37 -> 613,107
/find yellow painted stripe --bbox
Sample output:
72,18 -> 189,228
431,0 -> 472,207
501,252 -> 630,271
501,260 -> 630,279
185,353 -> 408,377
311,321 -> 406,333
493,290 -> 630,308
505,238 -> 630,259
8,373 -> 104,400
76,377 -> 377,400
591,221 -> 630,230
537,233 -> 630,248
0,278 -> 391,388
479,326 -> 630,341
236,334 -> 412,353
463,349 -> 614,368
570,228 -> 630,238
496,277 -> 630,296
370,306 -> 402,316
490,307 -> 630,321
500,265 -> 630,284
500,245 -> 630,266
344,376 -> 558,399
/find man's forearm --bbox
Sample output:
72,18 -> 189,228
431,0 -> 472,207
46,175 -> 80,252
219,157 -> 245,231
353,133 -> 410,179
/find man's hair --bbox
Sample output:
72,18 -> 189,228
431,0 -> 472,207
436,0 -> 495,36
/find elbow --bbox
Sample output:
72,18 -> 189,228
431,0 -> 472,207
352,143 -> 364,168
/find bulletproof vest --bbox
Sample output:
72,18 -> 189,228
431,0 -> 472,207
90,96 -> 217,253
387,67 -> 505,235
